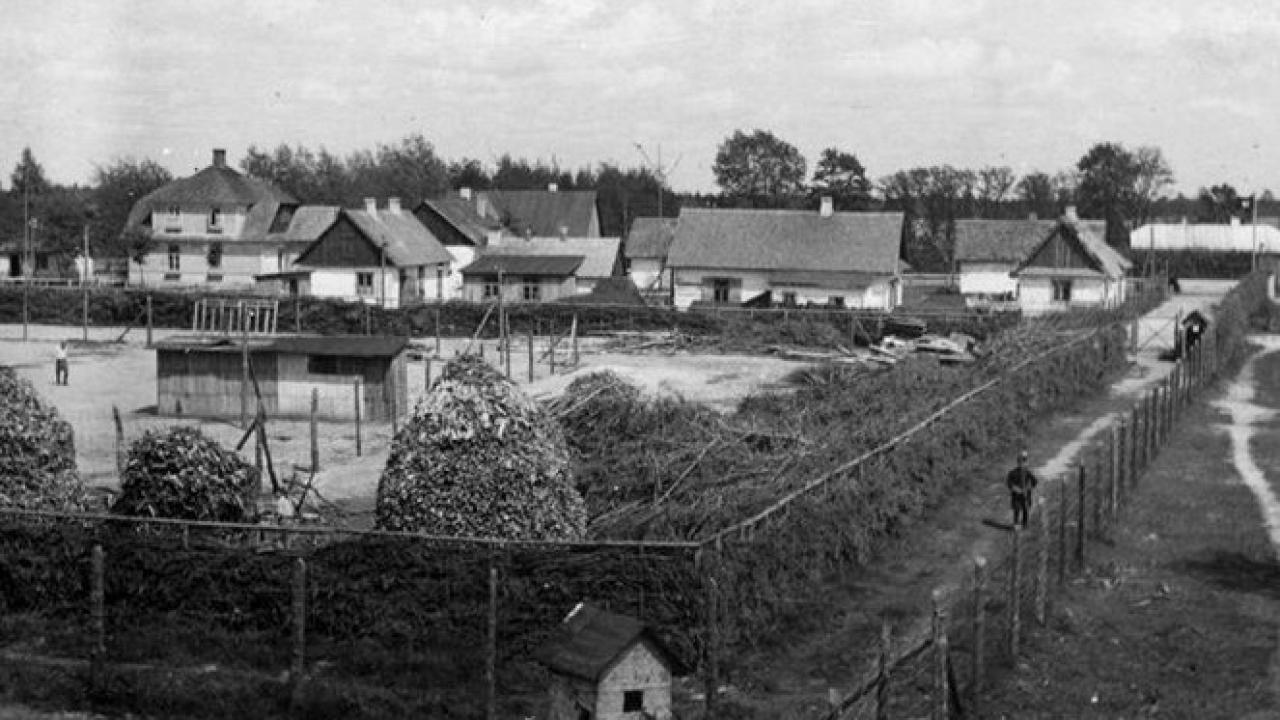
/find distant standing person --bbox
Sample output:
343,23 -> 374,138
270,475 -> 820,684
1006,450 -> 1037,528
54,341 -> 69,386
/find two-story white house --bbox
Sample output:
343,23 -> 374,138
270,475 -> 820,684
124,149 -> 324,287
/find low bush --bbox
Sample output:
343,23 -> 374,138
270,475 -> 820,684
0,366 -> 84,511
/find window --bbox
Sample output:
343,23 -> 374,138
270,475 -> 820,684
522,278 -> 541,302
206,273 -> 222,283
437,265 -> 445,300
34,253 -> 49,271
208,206 -> 222,232
307,356 -> 343,375
483,281 -> 500,299
622,690 -> 643,713
417,266 -> 427,298
165,205 -> 182,233
712,278 -> 731,303
356,272 -> 374,297
278,250 -> 288,270
781,292 -> 798,307
163,272 -> 180,282
207,242 -> 223,269
1052,279 -> 1073,302
167,244 -> 180,271
829,296 -> 845,308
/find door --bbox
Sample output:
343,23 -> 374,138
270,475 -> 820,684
7,254 -> 19,277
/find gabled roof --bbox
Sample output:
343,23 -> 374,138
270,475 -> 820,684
1130,222 -> 1280,252
535,603 -> 682,682
955,219 -> 1058,264
1013,220 -> 1131,279
342,207 -> 454,267
460,254 -> 584,276
125,163 -> 296,235
479,190 -> 598,237
483,235 -> 621,278
666,208 -> 903,274
415,196 -> 502,246
625,217 -> 678,259
276,206 -> 341,242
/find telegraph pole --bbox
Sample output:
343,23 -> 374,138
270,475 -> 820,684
634,142 -> 681,218
22,165 -> 30,342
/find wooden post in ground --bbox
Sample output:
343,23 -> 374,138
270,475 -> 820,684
876,621 -> 892,720
527,325 -> 535,383
571,314 -> 579,367
1036,497 -> 1049,625
1057,479 -> 1067,585
240,317 -> 249,429
1076,462 -> 1087,570
309,388 -> 320,472
424,357 -> 432,393
1008,527 -> 1022,660
353,378 -> 362,457
290,557 -> 307,697
932,589 -> 949,720
1092,448 -> 1105,537
294,297 -> 301,333
1110,424 -> 1120,525
503,314 -> 512,379
486,561 -> 498,720
1129,405 -> 1139,489
112,405 -> 125,477
435,306 -> 442,357
971,557 -> 987,713
90,543 -> 105,693
82,270 -> 89,343
145,293 -> 153,347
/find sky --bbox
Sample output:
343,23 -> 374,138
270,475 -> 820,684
3,0 -> 1279,196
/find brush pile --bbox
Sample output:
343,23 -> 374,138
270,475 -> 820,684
0,366 -> 84,510
376,355 -> 586,540
112,427 -> 259,521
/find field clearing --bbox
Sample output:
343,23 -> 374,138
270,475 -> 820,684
0,322 -> 810,506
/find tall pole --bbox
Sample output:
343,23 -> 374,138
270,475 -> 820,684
1252,193 -> 1260,271
82,224 -> 90,342
379,244 -> 387,310
22,164 -> 30,342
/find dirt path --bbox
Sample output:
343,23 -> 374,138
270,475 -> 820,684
981,342 -> 1280,718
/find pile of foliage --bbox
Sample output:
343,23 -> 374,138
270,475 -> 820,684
0,366 -> 84,511
376,355 -> 586,539
112,427 -> 259,521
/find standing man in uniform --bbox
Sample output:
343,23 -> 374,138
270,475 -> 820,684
1007,449 -> 1037,528
54,340 -> 69,386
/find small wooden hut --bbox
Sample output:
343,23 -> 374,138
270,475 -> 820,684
154,335 -> 408,420
535,603 -> 683,720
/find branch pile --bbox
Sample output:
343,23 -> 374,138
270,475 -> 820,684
112,426 -> 259,521
376,355 -> 586,540
0,366 -> 84,510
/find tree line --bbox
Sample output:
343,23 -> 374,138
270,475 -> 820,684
1,131 -> 1274,274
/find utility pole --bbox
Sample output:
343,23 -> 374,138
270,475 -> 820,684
634,142 -> 682,218
22,163 -> 30,341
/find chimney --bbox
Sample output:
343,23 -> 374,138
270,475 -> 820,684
364,197 -> 377,216
819,196 -> 834,217
212,148 -> 227,168
459,187 -> 473,201
1230,216 -> 1241,227
1063,205 -> 1079,222
388,197 -> 401,214
547,183 -> 558,193
559,225 -> 569,241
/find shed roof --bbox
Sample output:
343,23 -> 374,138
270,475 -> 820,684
480,190 -> 598,237
954,219 -> 1058,264
625,217 -> 678,259
535,603 -> 681,682
461,254 -> 584,276
666,208 -> 903,274
342,207 -> 453,267
154,334 -> 409,357
483,235 -> 621,278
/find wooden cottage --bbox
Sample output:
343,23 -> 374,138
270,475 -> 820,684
536,604 -> 683,720
154,335 -> 408,421
1011,210 -> 1133,313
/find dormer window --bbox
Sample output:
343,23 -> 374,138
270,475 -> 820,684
164,205 -> 182,233
208,206 -> 223,233
167,205 -> 180,219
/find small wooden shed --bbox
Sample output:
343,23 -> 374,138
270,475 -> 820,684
535,603 -> 683,720
154,335 -> 408,421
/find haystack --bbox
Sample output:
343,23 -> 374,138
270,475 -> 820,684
376,355 -> 586,539
0,366 -> 84,510
112,427 -> 259,521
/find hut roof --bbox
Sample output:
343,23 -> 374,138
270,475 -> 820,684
535,603 -> 683,682
154,334 -> 409,358
460,254 -> 585,277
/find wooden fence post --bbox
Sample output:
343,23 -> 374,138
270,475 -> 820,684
434,307 -> 442,357
1008,527 -> 1022,660
572,314 -> 580,367
309,388 -> 320,472
487,560 -> 498,720
1076,462 -> 1086,570
353,378 -> 362,457
971,557 -> 987,713
527,325 -> 535,383
876,622 -> 892,720
1128,405 -> 1139,489
1057,479 -> 1067,586
145,293 -> 153,348
932,589 -> 949,720
112,405 -> 125,477
1110,424 -> 1120,525
1035,497 -> 1049,625
290,557 -> 307,697
90,543 -> 105,693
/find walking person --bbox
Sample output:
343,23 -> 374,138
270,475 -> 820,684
1007,449 -> 1038,528
54,341 -> 69,386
